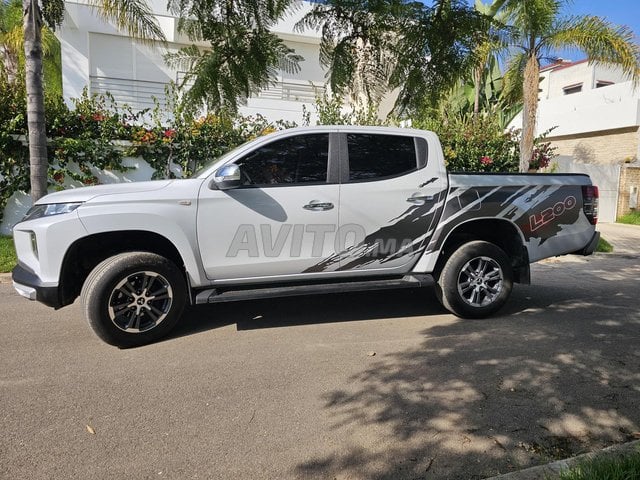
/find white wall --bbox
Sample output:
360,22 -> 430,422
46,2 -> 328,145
58,0 -> 326,124
1,157 -> 160,235
540,61 -> 634,100
510,81 -> 640,138
555,156 -> 620,223
548,62 -> 590,97
537,81 -> 640,137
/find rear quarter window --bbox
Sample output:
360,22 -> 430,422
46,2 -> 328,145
347,134 -> 420,181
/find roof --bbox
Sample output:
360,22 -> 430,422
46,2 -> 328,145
540,59 -> 588,73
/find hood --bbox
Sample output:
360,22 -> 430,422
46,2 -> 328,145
36,180 -> 175,205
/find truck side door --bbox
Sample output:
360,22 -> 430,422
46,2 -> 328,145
196,133 -> 341,281
306,131 -> 447,274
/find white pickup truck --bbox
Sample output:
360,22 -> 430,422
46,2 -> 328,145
11,126 -> 600,347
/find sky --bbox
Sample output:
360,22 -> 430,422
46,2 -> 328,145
427,0 -> 640,64
560,0 -> 640,37
552,0 -> 640,61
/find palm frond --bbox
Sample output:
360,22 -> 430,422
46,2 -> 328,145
546,15 -> 640,85
164,45 -> 202,76
502,0 -> 562,42
91,0 -> 166,44
501,50 -> 526,104
41,0 -> 65,29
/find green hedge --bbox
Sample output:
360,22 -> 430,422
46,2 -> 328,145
0,81 -> 294,225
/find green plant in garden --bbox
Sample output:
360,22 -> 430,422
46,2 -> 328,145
439,55 -> 522,131
165,0 -> 301,114
0,0 -> 61,96
617,211 -> 640,225
487,0 -> 640,171
0,235 -> 17,273
21,0 -> 167,203
529,128 -> 558,170
596,237 -> 613,253
414,113 -> 520,173
303,90 -> 397,127
556,449 -> 640,480
298,0 -> 489,112
0,74 -> 30,224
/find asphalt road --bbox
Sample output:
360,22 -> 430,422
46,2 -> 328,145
1,254 -> 639,480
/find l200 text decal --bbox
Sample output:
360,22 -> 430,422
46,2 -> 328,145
529,196 -> 577,232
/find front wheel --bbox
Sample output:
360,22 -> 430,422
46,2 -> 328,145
81,252 -> 187,347
436,241 -> 513,318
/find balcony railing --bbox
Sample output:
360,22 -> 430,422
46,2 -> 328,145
90,76 -> 324,109
90,76 -> 168,111
257,79 -> 324,103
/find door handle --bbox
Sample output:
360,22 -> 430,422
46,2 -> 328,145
406,194 -> 435,204
303,201 -> 334,211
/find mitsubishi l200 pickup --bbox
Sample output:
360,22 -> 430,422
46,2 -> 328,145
12,126 -> 600,346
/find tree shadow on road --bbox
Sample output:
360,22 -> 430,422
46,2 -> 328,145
291,257 -> 640,479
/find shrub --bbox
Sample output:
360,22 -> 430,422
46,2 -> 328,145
0,81 -> 296,224
414,113 -> 520,173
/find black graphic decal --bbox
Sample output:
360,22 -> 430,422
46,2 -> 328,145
305,188 -> 448,273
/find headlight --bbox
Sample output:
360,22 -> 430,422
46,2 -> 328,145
22,202 -> 83,221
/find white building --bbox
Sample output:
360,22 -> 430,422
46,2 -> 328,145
58,0 -> 327,123
511,59 -> 640,164
509,59 -> 640,222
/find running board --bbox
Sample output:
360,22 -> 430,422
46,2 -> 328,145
194,275 -> 432,305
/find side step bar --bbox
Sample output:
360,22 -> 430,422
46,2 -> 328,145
194,275 -> 432,305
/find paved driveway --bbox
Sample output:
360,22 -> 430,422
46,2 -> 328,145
1,253 -> 639,480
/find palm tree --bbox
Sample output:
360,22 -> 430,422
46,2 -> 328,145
496,0 -> 640,171
297,0 -> 488,114
165,0 -> 302,114
22,0 -> 166,202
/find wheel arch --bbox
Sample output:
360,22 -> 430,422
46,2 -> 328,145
59,230 -> 190,307
433,218 -> 530,284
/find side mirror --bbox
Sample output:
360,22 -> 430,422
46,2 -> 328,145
212,164 -> 241,190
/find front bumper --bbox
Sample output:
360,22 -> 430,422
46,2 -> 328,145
11,263 -> 62,309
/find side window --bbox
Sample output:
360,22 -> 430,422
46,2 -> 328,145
347,134 -> 418,181
236,134 -> 329,186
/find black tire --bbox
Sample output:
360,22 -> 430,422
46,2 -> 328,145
435,241 -> 513,319
81,252 -> 187,347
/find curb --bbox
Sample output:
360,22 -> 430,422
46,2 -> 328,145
592,252 -> 640,258
0,272 -> 12,284
485,440 -> 640,480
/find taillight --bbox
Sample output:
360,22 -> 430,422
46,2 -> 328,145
582,185 -> 599,225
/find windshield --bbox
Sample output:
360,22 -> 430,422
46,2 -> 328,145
191,139 -> 254,178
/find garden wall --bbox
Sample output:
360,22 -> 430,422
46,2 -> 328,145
617,164 -> 640,217
554,156 -> 620,223
1,156 -> 160,235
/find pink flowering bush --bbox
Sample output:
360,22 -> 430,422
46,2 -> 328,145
529,129 -> 558,170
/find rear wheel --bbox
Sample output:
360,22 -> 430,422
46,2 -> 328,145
81,252 -> 186,347
436,241 -> 513,318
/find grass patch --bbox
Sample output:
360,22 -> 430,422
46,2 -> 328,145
0,236 -> 17,273
617,211 -> 640,225
596,237 -> 613,253
557,449 -> 640,480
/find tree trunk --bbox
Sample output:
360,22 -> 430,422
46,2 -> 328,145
473,65 -> 482,115
519,54 -> 539,172
23,0 -> 48,202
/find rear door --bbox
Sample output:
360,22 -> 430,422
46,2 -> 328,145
307,130 -> 447,274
